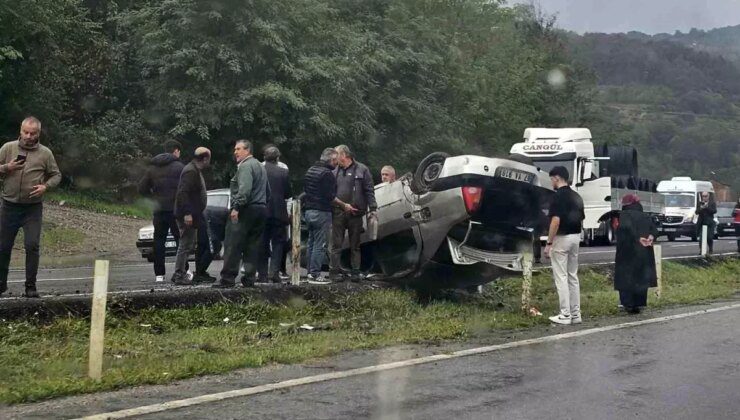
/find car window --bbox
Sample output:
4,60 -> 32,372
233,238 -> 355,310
207,194 -> 229,209
716,206 -> 733,217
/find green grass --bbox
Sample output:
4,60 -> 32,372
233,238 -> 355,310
0,259 -> 738,404
47,190 -> 150,219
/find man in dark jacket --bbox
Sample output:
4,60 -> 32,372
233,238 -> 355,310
172,147 -> 213,285
330,145 -> 377,282
138,140 -> 185,282
696,192 -> 716,254
303,148 -> 353,283
213,140 -> 269,288
257,146 -> 292,283
614,194 -> 658,314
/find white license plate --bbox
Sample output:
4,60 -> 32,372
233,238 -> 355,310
165,241 -> 176,248
495,167 -> 535,183
662,228 -> 677,232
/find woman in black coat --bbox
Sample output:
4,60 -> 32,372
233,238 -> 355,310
614,194 -> 658,314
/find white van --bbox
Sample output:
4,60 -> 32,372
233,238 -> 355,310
656,177 -> 715,241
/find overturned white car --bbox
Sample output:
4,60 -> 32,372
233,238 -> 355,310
337,153 -> 554,289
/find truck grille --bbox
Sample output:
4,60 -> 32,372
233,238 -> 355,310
664,216 -> 683,224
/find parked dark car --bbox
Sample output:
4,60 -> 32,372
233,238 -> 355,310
716,202 -> 736,237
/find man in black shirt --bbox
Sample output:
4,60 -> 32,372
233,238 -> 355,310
544,166 -> 585,325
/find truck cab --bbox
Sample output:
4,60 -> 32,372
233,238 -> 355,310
656,177 -> 715,241
510,128 -> 664,246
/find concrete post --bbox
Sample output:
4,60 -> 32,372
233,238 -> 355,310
291,199 -> 302,286
654,245 -> 662,299
88,260 -> 109,381
701,225 -> 708,257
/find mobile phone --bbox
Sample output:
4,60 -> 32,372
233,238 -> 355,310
15,154 -> 27,162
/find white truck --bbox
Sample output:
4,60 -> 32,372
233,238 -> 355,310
656,177 -> 715,241
510,128 -> 665,246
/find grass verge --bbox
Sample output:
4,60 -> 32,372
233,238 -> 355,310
48,190 -> 150,219
0,259 -> 738,404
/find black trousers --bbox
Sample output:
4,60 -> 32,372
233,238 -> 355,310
0,201 -> 43,289
330,211 -> 363,273
257,218 -> 287,280
220,205 -> 267,283
152,211 -> 180,276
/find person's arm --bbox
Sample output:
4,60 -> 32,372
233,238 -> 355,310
362,166 -> 377,212
230,163 -> 254,210
43,152 -> 62,189
707,201 -> 717,216
176,168 -> 196,217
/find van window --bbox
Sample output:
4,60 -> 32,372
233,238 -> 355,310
664,194 -> 695,207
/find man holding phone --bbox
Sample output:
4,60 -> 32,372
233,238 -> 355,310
0,117 -> 62,298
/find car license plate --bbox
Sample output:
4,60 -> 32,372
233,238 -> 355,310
495,167 -> 535,183
662,228 -> 677,232
165,241 -> 176,248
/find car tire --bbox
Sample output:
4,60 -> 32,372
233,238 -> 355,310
410,152 -> 450,194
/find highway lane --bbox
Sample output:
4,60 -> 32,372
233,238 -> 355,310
0,236 -> 737,300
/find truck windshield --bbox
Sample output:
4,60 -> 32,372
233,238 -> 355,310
531,160 -> 574,177
664,194 -> 695,208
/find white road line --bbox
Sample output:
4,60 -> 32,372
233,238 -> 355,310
77,303 -> 740,420
8,277 -> 92,284
580,250 -> 615,254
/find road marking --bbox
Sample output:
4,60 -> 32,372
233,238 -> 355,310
580,250 -> 615,254
8,277 -> 92,284
77,303 -> 740,420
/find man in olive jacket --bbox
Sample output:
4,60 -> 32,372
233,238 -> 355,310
213,140 -> 269,288
0,117 -> 61,298
172,147 -> 214,285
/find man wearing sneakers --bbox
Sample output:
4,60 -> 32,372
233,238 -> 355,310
544,166 -> 585,326
139,140 -> 185,283
172,147 -> 215,285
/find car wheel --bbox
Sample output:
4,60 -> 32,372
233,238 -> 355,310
410,152 -> 450,194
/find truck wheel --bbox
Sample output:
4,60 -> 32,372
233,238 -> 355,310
607,218 -> 619,245
667,234 -> 676,242
410,152 -> 450,194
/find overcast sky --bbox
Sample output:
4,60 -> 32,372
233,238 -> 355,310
510,0 -> 740,34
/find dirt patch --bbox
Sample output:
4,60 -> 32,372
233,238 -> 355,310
10,203 -> 146,268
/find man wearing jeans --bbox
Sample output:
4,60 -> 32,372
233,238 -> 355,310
544,166 -> 585,325
302,148 -> 354,283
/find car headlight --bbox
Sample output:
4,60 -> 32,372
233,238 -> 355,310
690,215 -> 698,224
139,230 -> 154,240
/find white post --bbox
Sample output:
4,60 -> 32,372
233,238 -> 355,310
88,260 -> 109,381
701,225 -> 708,257
654,245 -> 662,299
291,199 -> 302,286
521,246 -> 534,314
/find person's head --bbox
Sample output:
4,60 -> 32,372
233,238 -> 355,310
381,165 -> 396,183
263,146 -> 280,163
320,147 -> 339,169
193,147 -> 211,169
19,117 -> 42,148
548,166 -> 570,189
621,193 -> 641,210
234,140 -> 252,163
164,139 -> 182,158
335,144 -> 354,168
700,192 -> 710,202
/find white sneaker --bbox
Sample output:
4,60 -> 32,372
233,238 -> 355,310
306,274 -> 331,285
155,275 -> 165,283
549,314 -> 572,325
186,270 -> 194,281
571,315 -> 583,325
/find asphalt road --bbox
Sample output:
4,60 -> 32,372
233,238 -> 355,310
5,300 -> 739,419
0,236 -> 738,299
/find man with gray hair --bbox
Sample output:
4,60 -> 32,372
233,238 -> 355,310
213,140 -> 269,288
331,144 -> 377,282
380,165 -> 396,183
302,148 -> 355,283
0,117 -> 61,298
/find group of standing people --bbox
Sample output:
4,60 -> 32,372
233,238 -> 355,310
139,139 -> 388,287
543,165 -> 661,325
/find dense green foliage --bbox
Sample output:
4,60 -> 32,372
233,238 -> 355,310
1,1 -> 737,196
1,0 -> 591,194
